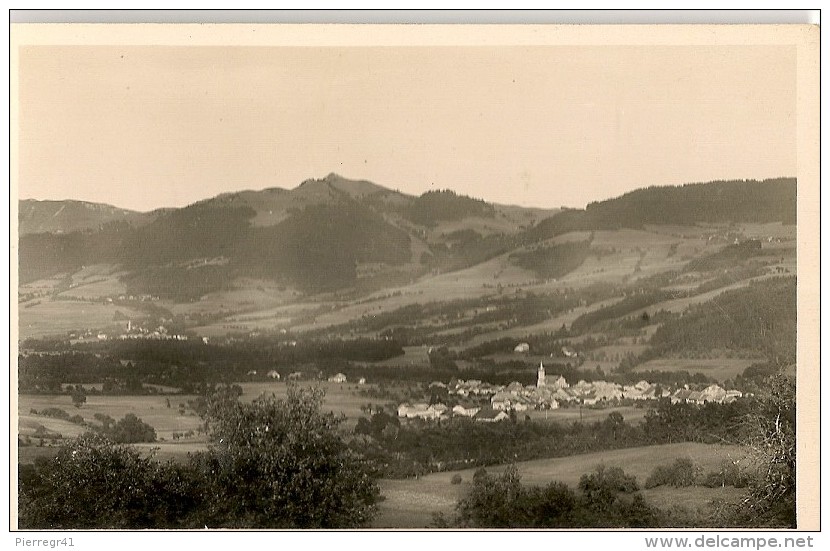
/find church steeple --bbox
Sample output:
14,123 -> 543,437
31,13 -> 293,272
537,361 -> 546,388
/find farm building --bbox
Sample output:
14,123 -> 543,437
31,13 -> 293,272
670,385 -> 739,405
474,408 -> 509,423
452,405 -> 480,418
491,392 -> 530,412
397,402 -> 449,420
514,342 -> 530,353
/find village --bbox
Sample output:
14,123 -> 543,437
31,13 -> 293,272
67,319 -> 192,345
396,362 -> 744,423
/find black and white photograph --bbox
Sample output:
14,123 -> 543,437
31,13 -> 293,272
10,17 -> 820,535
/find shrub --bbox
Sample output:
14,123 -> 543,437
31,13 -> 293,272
451,474 -> 463,485
107,414 -> 157,444
701,461 -> 750,489
645,458 -> 700,489
38,408 -> 70,420
453,465 -> 657,528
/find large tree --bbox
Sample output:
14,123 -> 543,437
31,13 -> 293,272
18,433 -> 196,529
190,384 -> 380,528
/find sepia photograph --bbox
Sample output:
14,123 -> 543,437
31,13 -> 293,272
9,17 -> 820,536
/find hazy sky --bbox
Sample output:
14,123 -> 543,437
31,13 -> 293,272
18,45 -> 796,211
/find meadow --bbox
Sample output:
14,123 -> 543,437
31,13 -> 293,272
17,381 -> 393,465
634,358 -> 758,383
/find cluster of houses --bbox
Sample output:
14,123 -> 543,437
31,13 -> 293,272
670,385 -> 743,405
396,402 -> 510,423
109,294 -> 158,303
397,363 -> 743,423
116,321 -> 189,342
326,372 -> 367,385
68,323 -> 189,345
240,370 -> 367,385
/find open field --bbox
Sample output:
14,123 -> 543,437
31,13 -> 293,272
642,484 -> 745,515
235,381 -> 392,427
18,394 -> 205,441
191,300 -> 326,336
18,415 -> 88,439
167,278 -> 300,318
372,345 -> 432,368
645,276 -> 775,315
58,265 -> 128,299
456,296 -> 625,351
285,256 -> 532,333
634,358 -> 757,382
17,382 -> 390,457
735,222 -> 797,241
373,442 -> 745,528
19,273 -> 71,297
523,405 -> 650,425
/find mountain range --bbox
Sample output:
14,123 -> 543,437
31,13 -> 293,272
18,174 -> 796,300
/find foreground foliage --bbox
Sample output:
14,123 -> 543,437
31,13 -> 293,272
18,384 -> 379,529
439,465 -> 659,528
19,433 -> 196,529
190,385 -> 379,528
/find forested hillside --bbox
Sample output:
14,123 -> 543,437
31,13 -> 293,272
528,178 -> 795,242
647,277 -> 796,364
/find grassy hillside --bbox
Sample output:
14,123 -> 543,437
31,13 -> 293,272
19,199 -> 155,236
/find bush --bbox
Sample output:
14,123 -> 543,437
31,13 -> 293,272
452,465 -> 657,528
99,414 -> 156,443
71,386 -> 87,408
451,474 -> 463,485
701,461 -> 750,489
38,408 -> 70,420
645,458 -> 700,488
